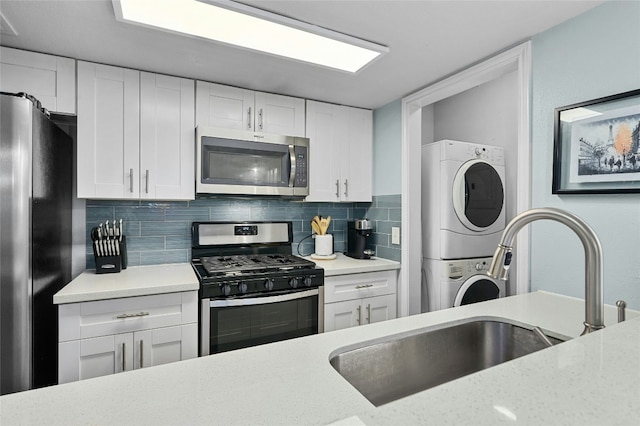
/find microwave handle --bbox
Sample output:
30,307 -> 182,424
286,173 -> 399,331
288,145 -> 296,187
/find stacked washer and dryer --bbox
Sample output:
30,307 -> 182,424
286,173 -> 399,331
421,140 -> 507,312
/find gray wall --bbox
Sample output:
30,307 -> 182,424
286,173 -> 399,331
420,70 -> 519,293
422,71 -> 518,220
429,69 -> 518,223
530,1 -> 640,308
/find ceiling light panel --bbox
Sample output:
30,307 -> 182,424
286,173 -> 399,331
113,0 -> 388,73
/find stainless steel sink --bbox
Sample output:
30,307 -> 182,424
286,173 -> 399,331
329,318 -> 566,406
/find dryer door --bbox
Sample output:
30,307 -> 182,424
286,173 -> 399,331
452,160 -> 504,231
453,274 -> 502,307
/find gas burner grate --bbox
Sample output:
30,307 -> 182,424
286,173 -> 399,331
200,254 -> 315,276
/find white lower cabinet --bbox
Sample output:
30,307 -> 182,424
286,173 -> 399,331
324,294 -> 396,331
58,292 -> 197,383
323,270 -> 398,332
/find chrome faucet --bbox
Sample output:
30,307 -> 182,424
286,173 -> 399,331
487,207 -> 605,335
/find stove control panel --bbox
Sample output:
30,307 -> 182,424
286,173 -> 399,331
234,225 -> 258,236
197,269 -> 324,299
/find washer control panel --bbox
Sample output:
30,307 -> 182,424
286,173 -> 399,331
442,140 -> 504,165
445,257 -> 492,280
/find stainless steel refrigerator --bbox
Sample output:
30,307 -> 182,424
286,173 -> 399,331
1,92 -> 73,394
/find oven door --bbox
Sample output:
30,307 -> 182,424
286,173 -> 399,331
200,287 -> 323,356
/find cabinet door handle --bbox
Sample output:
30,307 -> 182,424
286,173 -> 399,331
145,170 -> 149,194
116,311 -> 150,319
344,179 -> 348,198
139,339 -> 144,369
121,342 -> 126,372
355,284 -> 374,289
356,305 -> 361,325
258,108 -> 263,130
247,107 -> 252,129
366,304 -> 371,323
335,179 -> 340,198
129,168 -> 134,193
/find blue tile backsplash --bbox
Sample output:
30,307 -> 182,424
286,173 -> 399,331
85,194 -> 401,268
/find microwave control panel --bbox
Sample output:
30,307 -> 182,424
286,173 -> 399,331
293,146 -> 308,188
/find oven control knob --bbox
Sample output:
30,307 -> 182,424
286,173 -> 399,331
238,281 -> 248,294
303,277 -> 313,287
263,279 -> 274,291
221,284 -> 231,296
288,277 -> 299,289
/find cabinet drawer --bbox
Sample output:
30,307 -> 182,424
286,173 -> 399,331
324,270 -> 397,303
59,292 -> 197,342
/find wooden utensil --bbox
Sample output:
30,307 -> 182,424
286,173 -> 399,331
311,219 -> 321,235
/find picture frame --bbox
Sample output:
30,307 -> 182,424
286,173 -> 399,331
552,89 -> 640,194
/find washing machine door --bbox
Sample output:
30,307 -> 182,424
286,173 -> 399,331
452,159 -> 504,231
453,274 -> 502,307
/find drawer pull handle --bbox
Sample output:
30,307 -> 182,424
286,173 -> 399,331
355,284 -> 374,289
139,340 -> 144,369
116,311 -> 150,319
121,342 -> 126,372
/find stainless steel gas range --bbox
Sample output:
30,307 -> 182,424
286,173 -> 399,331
191,222 -> 324,356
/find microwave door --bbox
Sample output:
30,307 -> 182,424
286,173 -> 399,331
199,137 -> 294,195
195,127 -> 308,196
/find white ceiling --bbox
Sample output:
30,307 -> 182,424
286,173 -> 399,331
0,0 -> 606,109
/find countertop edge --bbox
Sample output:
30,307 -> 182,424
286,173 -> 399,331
307,253 -> 401,276
53,263 -> 199,304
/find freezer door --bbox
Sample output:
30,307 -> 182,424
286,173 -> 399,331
0,94 -> 73,394
0,95 -> 33,394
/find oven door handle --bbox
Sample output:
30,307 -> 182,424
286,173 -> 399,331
209,288 -> 318,307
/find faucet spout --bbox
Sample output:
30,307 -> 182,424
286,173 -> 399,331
487,208 -> 604,335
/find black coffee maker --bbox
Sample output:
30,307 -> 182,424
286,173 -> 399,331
346,219 -> 374,259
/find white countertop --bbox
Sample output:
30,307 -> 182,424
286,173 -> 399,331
3,291 -> 639,425
53,263 -> 199,304
306,253 -> 400,276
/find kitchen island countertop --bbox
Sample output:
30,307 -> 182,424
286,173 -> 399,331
3,291 -> 639,425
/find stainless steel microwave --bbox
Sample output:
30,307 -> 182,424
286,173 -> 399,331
196,127 -> 309,196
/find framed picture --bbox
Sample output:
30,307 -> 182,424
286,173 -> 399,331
552,89 -> 640,194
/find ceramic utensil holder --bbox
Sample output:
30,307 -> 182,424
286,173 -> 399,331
314,234 -> 333,256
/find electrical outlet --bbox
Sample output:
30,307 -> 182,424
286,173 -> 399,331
391,227 -> 400,245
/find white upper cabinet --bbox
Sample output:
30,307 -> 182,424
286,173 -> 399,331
77,61 -> 195,200
140,72 -> 195,200
343,106 -> 373,202
196,81 -> 305,136
305,100 -> 372,202
77,62 -> 140,199
0,46 -> 76,114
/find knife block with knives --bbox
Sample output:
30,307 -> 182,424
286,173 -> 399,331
91,219 -> 128,274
